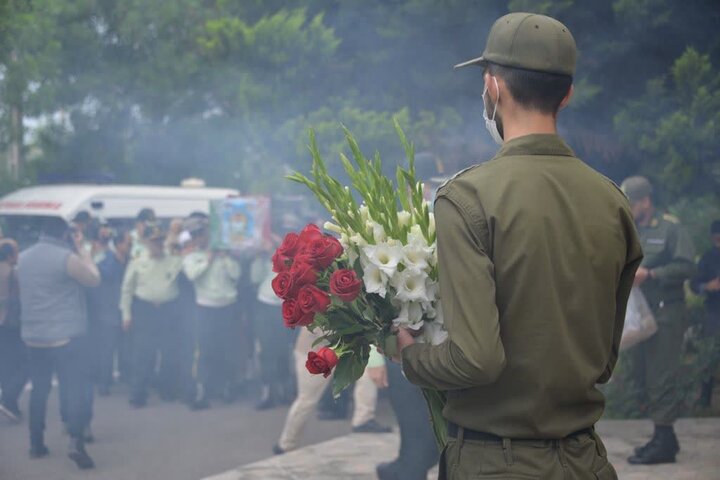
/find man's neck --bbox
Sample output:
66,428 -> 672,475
501,108 -> 558,143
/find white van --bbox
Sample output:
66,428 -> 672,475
0,184 -> 239,248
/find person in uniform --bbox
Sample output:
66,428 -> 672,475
394,12 -> 643,479
183,215 -> 242,408
120,222 -> 183,407
620,175 -> 696,464
130,208 -> 156,260
691,220 -> 720,408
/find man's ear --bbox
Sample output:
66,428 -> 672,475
559,84 -> 574,110
485,73 -> 502,104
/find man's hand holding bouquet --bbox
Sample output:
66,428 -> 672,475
271,120 -> 448,447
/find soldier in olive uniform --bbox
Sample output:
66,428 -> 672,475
394,12 -> 642,479
620,176 -> 696,465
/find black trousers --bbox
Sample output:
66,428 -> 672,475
0,325 -> 27,411
130,298 -> 181,402
90,320 -> 120,388
196,303 -> 238,397
386,362 -> 439,479
27,337 -> 88,444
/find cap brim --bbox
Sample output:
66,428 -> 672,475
453,56 -> 486,69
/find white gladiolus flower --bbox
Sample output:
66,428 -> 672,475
402,243 -> 433,272
363,263 -> 388,298
429,212 -> 436,237
349,233 -> 369,249
397,211 -> 411,228
391,269 -> 429,303
359,205 -> 370,223
392,301 -> 424,329
324,221 -> 343,234
370,222 -> 387,243
364,243 -> 403,277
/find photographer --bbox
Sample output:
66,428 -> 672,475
17,217 -> 99,469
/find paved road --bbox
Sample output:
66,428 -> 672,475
0,384 -> 394,480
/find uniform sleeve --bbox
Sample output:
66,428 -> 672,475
183,252 -> 211,281
120,260 -> 138,320
598,210 -> 644,384
651,223 -> 696,285
401,196 -> 506,390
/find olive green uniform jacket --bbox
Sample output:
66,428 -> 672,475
402,134 -> 644,439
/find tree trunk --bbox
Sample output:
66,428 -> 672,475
7,99 -> 23,180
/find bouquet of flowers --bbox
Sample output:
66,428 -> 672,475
272,120 -> 447,447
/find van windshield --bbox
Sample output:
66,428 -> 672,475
0,215 -> 59,251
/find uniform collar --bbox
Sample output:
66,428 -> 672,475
494,134 -> 575,160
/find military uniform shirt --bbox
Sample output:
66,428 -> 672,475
120,253 -> 183,320
401,134 -> 643,439
637,213 -> 695,312
183,250 -> 241,307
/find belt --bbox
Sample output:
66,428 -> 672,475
447,422 -> 594,443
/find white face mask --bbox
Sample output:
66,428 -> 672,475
482,77 -> 503,145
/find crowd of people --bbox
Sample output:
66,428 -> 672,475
0,206 -> 440,478
0,185 -> 717,476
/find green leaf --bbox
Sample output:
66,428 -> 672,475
332,351 -> 366,397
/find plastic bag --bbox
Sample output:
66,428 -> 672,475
620,287 -> 658,351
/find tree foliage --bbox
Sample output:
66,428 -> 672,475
0,0 -> 717,232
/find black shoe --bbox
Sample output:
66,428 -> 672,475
272,443 -> 285,455
0,402 -> 21,423
633,426 -> 680,456
376,461 -> 400,480
628,428 -> 679,465
352,419 -> 393,434
129,397 -> 147,409
29,444 -> 50,459
68,440 -> 95,470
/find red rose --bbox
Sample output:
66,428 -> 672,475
282,299 -> 314,328
272,251 -> 291,273
277,232 -> 302,258
272,272 -> 297,300
305,347 -> 338,378
297,284 -> 331,314
306,235 -> 344,270
298,224 -> 323,247
290,259 -> 318,287
330,269 -> 362,302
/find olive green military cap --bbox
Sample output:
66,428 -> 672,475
621,176 -> 653,202
455,12 -> 577,76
